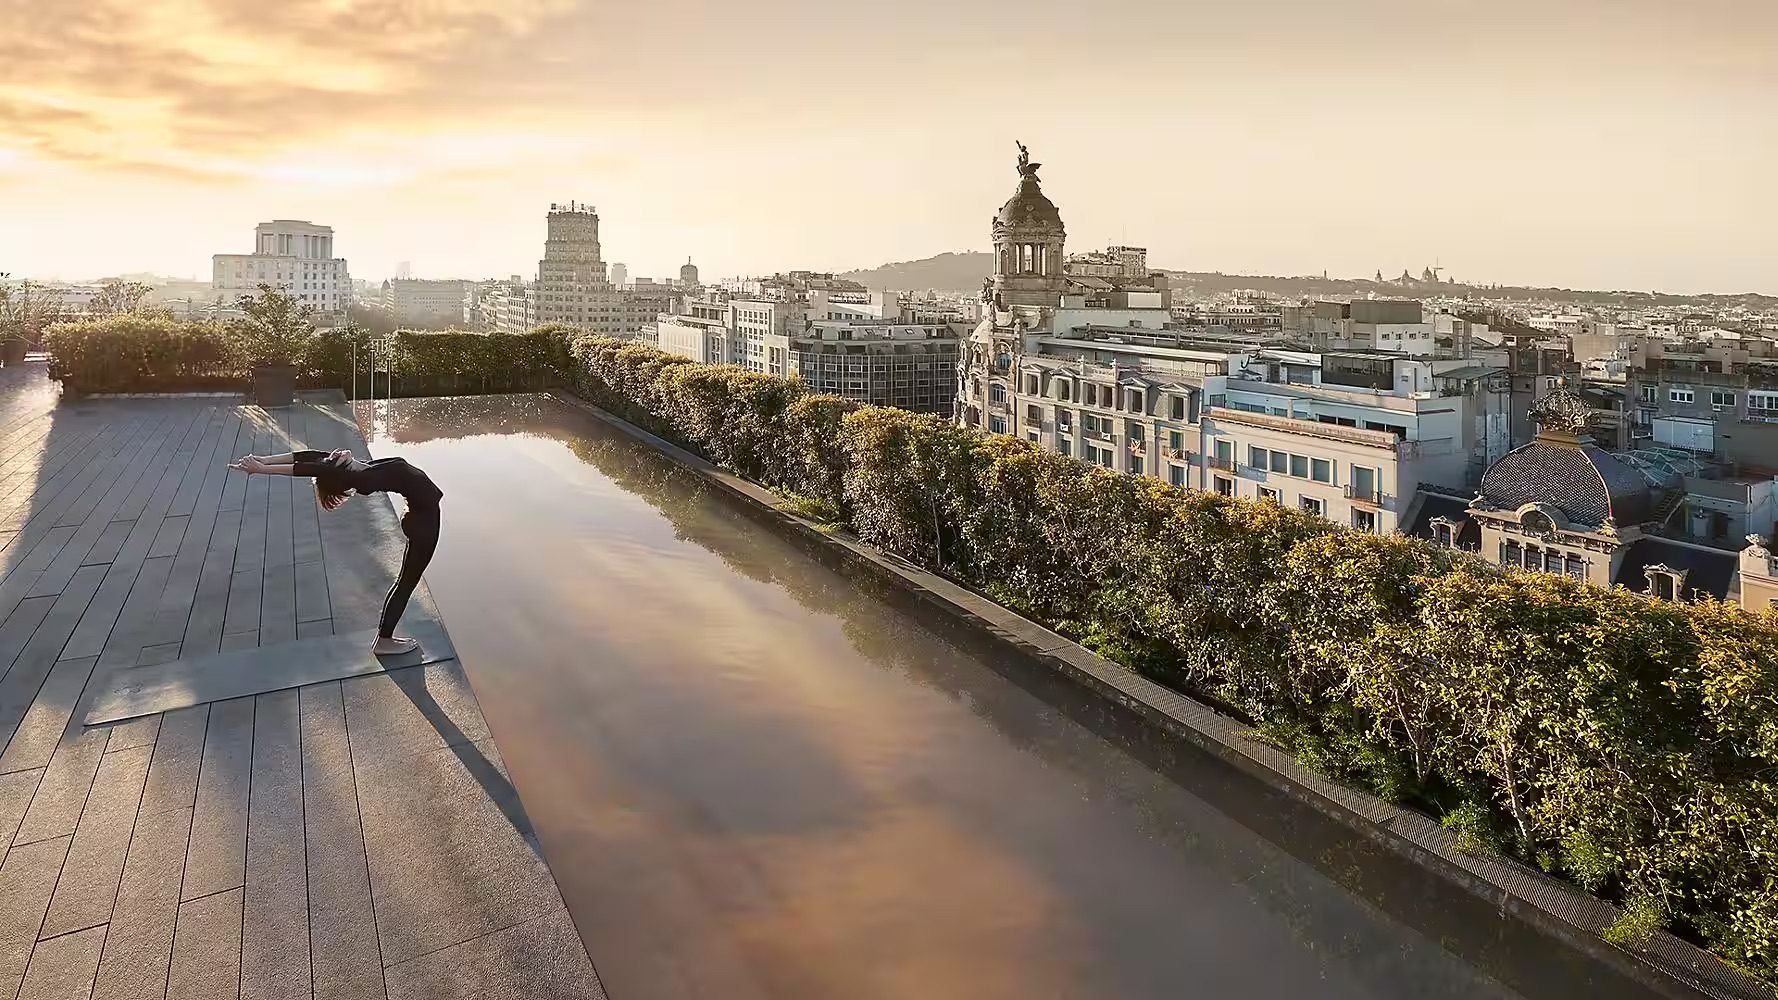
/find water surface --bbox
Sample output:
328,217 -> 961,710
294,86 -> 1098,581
369,394 -> 1619,1000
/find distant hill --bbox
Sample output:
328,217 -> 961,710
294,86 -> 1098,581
841,251 -> 1776,310
840,252 -> 992,293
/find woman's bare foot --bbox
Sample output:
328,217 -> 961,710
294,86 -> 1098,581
373,635 -> 420,656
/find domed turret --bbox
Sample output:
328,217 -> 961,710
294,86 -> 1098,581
991,141 -> 1066,309
1476,386 -> 1652,528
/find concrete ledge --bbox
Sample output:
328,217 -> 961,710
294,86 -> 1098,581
553,392 -> 1765,1000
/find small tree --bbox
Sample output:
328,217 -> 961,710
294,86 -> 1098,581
231,283 -> 315,367
0,274 -> 65,347
88,279 -> 155,317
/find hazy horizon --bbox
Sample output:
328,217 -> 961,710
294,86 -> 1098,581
5,1 -> 1773,295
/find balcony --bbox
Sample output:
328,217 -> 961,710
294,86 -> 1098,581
1164,447 -> 1186,460
1345,484 -> 1388,507
1128,440 -> 1148,456
1209,455 -> 1236,472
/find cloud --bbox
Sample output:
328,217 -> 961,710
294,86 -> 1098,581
0,0 -> 583,177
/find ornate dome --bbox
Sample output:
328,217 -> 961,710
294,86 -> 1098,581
996,177 -> 1062,228
1477,439 -> 1653,528
995,141 -> 1063,229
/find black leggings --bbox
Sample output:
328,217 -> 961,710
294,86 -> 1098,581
381,503 -> 439,637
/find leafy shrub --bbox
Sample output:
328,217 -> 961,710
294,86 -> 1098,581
43,317 -> 237,392
551,335 -> 1778,981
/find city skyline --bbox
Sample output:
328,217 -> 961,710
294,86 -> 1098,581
4,0 -> 1774,293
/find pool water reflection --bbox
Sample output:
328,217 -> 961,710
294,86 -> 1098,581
369,395 -> 1619,1000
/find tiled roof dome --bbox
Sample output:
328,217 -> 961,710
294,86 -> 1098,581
1478,439 -> 1652,527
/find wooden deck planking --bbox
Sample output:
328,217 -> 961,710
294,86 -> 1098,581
0,375 -> 597,999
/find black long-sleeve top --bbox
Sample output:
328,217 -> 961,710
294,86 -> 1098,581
290,451 -> 443,506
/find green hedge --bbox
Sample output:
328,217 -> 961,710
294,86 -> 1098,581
42,317 -> 237,393
42,318 -> 572,397
561,334 -> 1778,981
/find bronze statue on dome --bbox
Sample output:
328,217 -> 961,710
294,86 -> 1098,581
1015,140 -> 1041,179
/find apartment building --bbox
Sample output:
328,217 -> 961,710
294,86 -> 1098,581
382,278 -> 470,328
1626,341 -> 1778,469
212,220 -> 349,320
956,145 -> 1504,534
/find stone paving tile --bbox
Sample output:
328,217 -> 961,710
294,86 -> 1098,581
40,743 -> 153,939
0,564 -> 107,765
356,737 -> 559,965
167,886 -> 241,1000
134,642 -> 182,667
138,705 -> 207,817
16,923 -> 104,1000
182,696 -> 252,900
0,835 -> 72,993
384,908 -> 604,1000
342,659 -> 488,762
241,689 -> 309,1000
80,518 -> 134,568
297,618 -> 333,640
220,630 -> 259,653
0,655 -> 99,775
92,806 -> 191,1000
105,715 -> 160,754
299,682 -> 384,1000
294,561 -> 329,624
11,730 -> 106,847
0,766 -> 42,856
147,516 -> 188,560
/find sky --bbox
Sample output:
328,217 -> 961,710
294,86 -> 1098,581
2,0 -> 1774,293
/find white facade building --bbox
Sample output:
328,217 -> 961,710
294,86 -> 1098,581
212,220 -> 349,319
382,279 -> 470,328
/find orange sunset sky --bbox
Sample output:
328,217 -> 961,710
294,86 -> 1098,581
3,0 -> 1773,292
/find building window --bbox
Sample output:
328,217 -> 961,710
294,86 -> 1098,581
1025,374 -> 1039,395
1644,564 -> 1687,602
1504,540 -> 1521,566
1129,455 -> 1144,476
1352,508 -> 1377,533
1127,388 -> 1145,412
1257,486 -> 1278,503
1170,396 -> 1185,420
1564,555 -> 1585,580
1214,477 -> 1234,497
989,384 -> 1006,404
1311,458 -> 1333,483
1669,388 -> 1694,404
1027,431 -> 1040,443
1027,405 -> 1043,423
1269,450 -> 1288,474
1056,408 -> 1072,432
1168,464 -> 1186,487
1300,496 -> 1324,517
1289,454 -> 1310,478
1248,445 -> 1267,469
1712,390 -> 1735,407
1544,549 -> 1563,573
989,415 -> 1006,434
1058,437 -> 1071,456
1435,523 -> 1453,547
1058,381 -> 1072,402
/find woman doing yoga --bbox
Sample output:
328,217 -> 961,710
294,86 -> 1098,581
229,448 -> 443,655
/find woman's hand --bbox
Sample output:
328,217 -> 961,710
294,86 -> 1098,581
229,455 -> 267,474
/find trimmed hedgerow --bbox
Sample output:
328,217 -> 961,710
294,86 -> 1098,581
561,334 -> 1778,982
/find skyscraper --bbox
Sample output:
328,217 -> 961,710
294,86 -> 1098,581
530,202 -> 656,337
